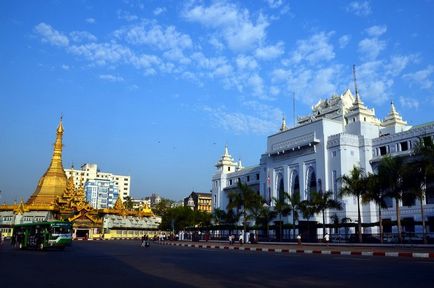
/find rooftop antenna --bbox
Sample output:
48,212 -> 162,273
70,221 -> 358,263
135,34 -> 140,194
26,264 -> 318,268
352,64 -> 360,100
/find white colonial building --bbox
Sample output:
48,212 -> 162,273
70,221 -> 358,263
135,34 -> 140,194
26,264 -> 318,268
212,89 -> 434,239
65,163 -> 131,201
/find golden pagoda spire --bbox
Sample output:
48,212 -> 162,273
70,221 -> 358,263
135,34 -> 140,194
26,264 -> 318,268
27,117 -> 67,205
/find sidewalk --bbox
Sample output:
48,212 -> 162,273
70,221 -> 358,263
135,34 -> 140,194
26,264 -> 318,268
156,240 -> 434,259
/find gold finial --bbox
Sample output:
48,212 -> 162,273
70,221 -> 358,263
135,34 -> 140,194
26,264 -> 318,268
57,116 -> 64,134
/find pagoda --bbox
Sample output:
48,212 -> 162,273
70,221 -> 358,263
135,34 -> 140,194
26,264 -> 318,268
27,118 -> 67,205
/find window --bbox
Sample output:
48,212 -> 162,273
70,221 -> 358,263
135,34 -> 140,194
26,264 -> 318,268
332,151 -> 337,157
229,179 -> 232,185
383,219 -> 392,233
228,167 -> 231,172
256,174 -> 259,180
402,217 -> 415,233
332,170 -> 338,199
379,146 -> 387,156
247,175 -> 250,182
428,217 -> 434,233
400,141 -> 408,151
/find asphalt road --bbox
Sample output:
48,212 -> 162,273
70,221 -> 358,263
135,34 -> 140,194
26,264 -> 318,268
1,240 -> 433,288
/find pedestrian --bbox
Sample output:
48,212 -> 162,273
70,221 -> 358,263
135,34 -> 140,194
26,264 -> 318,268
324,233 -> 330,246
239,232 -> 244,244
297,234 -> 302,245
249,232 -> 255,244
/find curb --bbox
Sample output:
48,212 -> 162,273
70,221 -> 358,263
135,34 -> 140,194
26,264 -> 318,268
157,242 -> 434,259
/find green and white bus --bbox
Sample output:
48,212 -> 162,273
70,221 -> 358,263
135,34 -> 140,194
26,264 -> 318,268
12,221 -> 72,250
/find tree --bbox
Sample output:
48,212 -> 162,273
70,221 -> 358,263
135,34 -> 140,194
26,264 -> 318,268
226,182 -> 262,239
330,214 -> 352,236
299,199 -> 317,241
255,203 -> 277,240
272,193 -> 291,241
123,196 -> 133,210
287,191 -> 302,240
340,166 -> 367,243
212,208 -> 227,225
378,155 -> 405,243
152,198 -> 175,217
311,191 -> 342,238
405,137 -> 434,243
362,173 -> 387,243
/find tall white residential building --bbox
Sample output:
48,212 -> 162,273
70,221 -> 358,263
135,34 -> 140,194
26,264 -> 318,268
212,89 -> 434,238
85,179 -> 119,209
65,163 -> 131,201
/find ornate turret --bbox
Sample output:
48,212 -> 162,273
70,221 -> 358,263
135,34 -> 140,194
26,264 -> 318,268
215,145 -> 238,173
382,101 -> 408,127
345,65 -> 381,126
27,118 -> 68,205
380,101 -> 411,134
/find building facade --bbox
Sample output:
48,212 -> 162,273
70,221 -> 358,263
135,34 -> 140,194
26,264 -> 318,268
184,192 -> 213,213
65,163 -> 131,201
85,179 -> 119,209
212,89 -> 434,238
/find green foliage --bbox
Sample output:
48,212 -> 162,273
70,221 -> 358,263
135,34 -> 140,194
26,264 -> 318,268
152,198 -> 174,216
159,206 -> 211,231
226,182 -> 263,235
123,196 -> 133,210
339,166 -> 367,243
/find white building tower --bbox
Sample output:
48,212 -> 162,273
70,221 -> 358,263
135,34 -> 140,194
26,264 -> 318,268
212,146 -> 239,210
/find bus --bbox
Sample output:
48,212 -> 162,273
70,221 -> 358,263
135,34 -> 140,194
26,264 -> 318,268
12,221 -> 72,250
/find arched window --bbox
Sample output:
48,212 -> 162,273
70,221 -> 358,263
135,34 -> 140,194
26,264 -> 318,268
290,171 -> 300,198
278,177 -> 285,202
275,173 -> 284,202
306,166 -> 317,199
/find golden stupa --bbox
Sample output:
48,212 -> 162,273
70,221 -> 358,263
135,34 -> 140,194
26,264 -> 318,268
26,118 -> 67,205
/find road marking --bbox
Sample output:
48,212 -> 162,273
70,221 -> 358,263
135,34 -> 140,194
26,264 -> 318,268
412,253 -> 429,258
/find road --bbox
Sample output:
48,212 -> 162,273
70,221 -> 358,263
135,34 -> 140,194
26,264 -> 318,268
1,240 -> 433,288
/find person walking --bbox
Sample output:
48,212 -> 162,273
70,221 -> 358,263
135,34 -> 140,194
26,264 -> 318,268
297,234 -> 302,245
324,233 -> 330,246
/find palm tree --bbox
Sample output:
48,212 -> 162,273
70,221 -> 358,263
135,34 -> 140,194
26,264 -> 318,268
363,173 -> 387,243
404,137 -> 434,243
226,182 -> 262,240
330,214 -> 352,240
311,190 -> 342,238
212,208 -> 227,225
272,193 -> 291,241
299,199 -> 317,242
378,155 -> 405,243
255,203 -> 277,240
340,166 -> 367,243
287,191 -> 302,240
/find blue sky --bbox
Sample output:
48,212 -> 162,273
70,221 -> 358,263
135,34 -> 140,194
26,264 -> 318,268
1,0 -> 434,204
